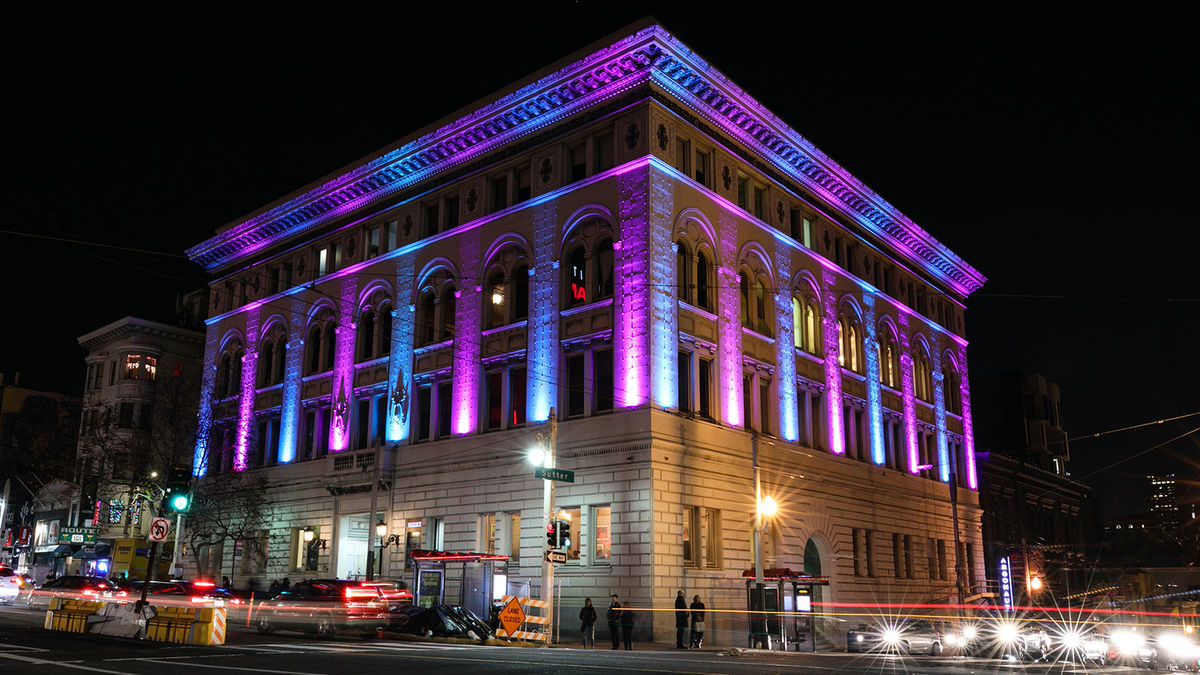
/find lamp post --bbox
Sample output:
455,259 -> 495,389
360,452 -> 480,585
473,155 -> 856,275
751,433 -> 779,648
531,408 -> 557,643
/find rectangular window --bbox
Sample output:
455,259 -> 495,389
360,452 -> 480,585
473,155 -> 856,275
508,512 -> 521,561
282,261 -> 293,288
437,382 -> 452,438
702,508 -> 720,568
303,410 -> 316,459
444,196 -> 459,231
698,358 -> 712,419
566,354 -> 585,417
118,402 -> 134,429
937,539 -> 948,580
737,175 -> 749,209
677,351 -> 692,414
356,398 -> 370,449
514,167 -> 531,204
593,506 -> 611,563
695,149 -> 710,187
318,405 -> 331,457
865,530 -> 876,577
568,143 -> 587,182
683,506 -> 699,567
743,374 -> 754,431
331,243 -> 342,271
366,226 -> 380,258
270,266 -> 281,293
479,513 -> 496,555
759,379 -> 770,435
594,132 -> 613,174
109,360 -> 116,386
92,364 -> 103,389
593,350 -> 613,413
125,355 -> 141,379
491,176 -> 508,212
486,371 -> 503,430
753,186 -> 766,220
509,367 -> 527,426
317,247 -> 328,276
893,533 -> 905,578
375,396 -> 386,446
424,203 -> 440,237
268,416 -> 280,465
810,392 -> 823,450
139,403 -> 153,431
676,137 -> 691,175
416,385 -> 432,441
385,220 -> 398,250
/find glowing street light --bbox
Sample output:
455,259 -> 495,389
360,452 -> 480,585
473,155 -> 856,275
1029,576 -> 1043,591
758,496 -> 778,518
528,446 -> 547,467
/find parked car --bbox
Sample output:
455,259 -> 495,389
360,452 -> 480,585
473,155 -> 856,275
25,576 -> 127,609
847,620 -> 946,655
0,566 -> 25,604
255,579 -> 412,638
124,580 -> 241,608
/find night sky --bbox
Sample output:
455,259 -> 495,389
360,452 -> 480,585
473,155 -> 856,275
4,6 -> 1196,516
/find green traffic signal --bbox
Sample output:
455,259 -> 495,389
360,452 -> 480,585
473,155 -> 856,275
170,493 -> 190,511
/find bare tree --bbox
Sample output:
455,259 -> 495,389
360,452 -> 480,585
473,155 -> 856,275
185,470 -> 272,579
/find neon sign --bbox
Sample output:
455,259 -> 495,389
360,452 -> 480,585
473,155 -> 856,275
999,556 -> 1014,611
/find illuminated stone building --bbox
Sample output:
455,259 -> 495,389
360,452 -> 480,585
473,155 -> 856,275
186,20 -> 986,644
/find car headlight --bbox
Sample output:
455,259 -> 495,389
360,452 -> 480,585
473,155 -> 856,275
855,634 -> 864,642
1160,634 -> 1196,657
882,628 -> 902,645
1059,630 -> 1083,650
945,634 -> 959,646
961,625 -> 977,641
996,623 -> 1019,644
1113,631 -> 1144,654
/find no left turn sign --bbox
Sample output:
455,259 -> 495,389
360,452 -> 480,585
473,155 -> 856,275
148,517 -> 171,542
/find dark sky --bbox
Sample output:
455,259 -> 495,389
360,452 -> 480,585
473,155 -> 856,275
3,6 -> 1196,514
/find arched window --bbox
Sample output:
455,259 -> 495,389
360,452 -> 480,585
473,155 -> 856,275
260,341 -> 275,385
378,303 -> 392,356
792,298 -> 802,349
440,288 -> 456,339
754,279 -> 771,336
418,290 -> 437,344
513,264 -> 529,320
306,326 -> 322,374
595,239 -> 614,300
914,343 -> 932,402
739,272 -> 750,328
566,246 -> 587,308
276,338 -> 287,381
675,241 -> 690,302
838,312 -> 863,374
486,271 -> 506,329
696,251 -> 712,311
943,357 -> 961,414
322,322 -> 336,372
879,332 -> 899,389
217,354 -> 232,398
358,310 -> 376,362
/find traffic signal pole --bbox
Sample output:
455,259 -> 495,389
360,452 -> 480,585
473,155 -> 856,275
170,513 -> 183,579
540,408 -> 557,643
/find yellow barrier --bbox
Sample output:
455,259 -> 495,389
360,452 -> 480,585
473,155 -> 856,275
191,607 -> 227,645
43,598 -> 104,634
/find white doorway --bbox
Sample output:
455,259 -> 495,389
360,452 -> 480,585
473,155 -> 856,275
336,513 -> 381,579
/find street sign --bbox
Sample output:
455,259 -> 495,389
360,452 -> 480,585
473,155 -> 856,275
148,517 -> 171,543
544,550 -> 567,564
534,467 -> 574,483
497,596 -> 526,637
58,527 -> 98,545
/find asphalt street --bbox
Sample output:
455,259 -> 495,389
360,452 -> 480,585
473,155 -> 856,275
0,604 -> 1154,674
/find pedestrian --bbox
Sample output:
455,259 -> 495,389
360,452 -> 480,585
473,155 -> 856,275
690,594 -> 706,648
269,578 -> 280,594
280,577 -> 291,590
674,589 -> 688,648
579,597 -> 597,648
621,601 -> 635,650
221,575 -> 231,589
607,594 -> 621,649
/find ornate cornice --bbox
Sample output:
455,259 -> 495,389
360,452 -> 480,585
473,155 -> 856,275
77,316 -> 206,351
187,24 -> 984,297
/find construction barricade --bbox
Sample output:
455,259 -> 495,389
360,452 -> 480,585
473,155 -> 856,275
146,606 -> 228,645
496,595 -> 549,642
43,598 -> 105,633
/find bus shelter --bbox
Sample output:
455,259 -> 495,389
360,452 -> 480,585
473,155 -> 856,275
409,550 -> 508,622
743,568 -> 830,651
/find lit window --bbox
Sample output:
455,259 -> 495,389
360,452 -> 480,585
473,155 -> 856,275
125,355 -> 141,380
593,506 -> 611,563
144,357 -> 157,381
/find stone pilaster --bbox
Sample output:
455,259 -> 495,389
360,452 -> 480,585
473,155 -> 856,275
527,201 -> 559,423
193,326 -> 221,475
821,269 -> 844,455
453,235 -> 482,434
898,314 -> 918,472
234,309 -> 260,471
616,165 -> 650,408
774,242 -> 797,442
931,333 -> 949,483
329,277 -> 359,452
648,166 -> 677,409
716,211 -> 742,427
278,296 -> 306,463
863,294 -> 883,464
388,251 -> 417,442
957,343 -> 978,489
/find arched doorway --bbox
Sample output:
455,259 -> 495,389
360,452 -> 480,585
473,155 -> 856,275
804,538 -> 828,645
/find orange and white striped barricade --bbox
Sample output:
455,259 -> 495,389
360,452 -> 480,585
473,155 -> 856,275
496,595 -> 549,642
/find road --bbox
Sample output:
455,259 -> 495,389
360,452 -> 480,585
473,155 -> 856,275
0,604 -> 1151,674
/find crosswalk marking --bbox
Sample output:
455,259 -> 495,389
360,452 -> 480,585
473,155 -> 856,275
246,641 -> 474,653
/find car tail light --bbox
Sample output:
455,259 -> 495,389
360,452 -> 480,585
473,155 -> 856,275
228,598 -> 242,605
190,596 -> 209,604
193,581 -> 216,588
345,586 -> 377,601
82,589 -> 98,597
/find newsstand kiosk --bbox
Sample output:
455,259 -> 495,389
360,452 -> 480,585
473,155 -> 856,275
744,568 -> 829,651
409,550 -> 509,622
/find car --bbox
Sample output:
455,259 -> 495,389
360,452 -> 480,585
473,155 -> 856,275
124,580 -> 241,608
25,575 -> 127,610
0,566 -> 26,604
254,579 -> 413,638
846,620 -> 946,655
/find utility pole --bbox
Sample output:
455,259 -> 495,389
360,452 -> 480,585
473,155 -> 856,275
540,408 -> 557,643
949,472 -> 967,603
751,432 -> 766,647
170,513 -> 184,578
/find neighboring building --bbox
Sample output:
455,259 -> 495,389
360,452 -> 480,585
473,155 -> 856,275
976,373 -> 1091,603
72,317 -> 204,577
1149,474 -> 1182,530
185,20 -> 987,644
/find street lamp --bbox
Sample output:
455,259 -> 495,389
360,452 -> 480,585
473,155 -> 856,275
302,525 -> 326,550
375,520 -> 402,578
528,446 -> 547,467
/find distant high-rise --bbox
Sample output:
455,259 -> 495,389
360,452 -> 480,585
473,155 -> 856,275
1148,474 -> 1181,529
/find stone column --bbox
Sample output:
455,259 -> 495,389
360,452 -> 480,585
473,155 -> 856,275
898,314 -> 919,473
453,234 -> 482,434
648,166 -> 677,409
234,309 -> 260,471
388,251 -> 417,442
716,211 -> 743,427
957,342 -> 978,489
527,201 -> 559,423
616,165 -> 650,408
863,294 -> 884,464
277,296 -> 306,463
193,325 -> 221,475
774,243 -> 797,442
931,333 -> 949,483
328,277 -> 359,452
820,269 -> 844,455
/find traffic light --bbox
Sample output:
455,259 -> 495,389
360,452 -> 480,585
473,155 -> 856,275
163,466 -> 192,513
557,519 -> 571,550
546,521 -> 558,548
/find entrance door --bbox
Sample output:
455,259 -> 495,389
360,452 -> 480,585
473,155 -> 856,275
336,513 -> 380,579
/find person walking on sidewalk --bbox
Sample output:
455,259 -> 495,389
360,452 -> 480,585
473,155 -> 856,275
690,594 -> 706,648
579,597 -> 597,648
674,590 -> 689,648
621,601 -> 635,650
607,594 -> 622,649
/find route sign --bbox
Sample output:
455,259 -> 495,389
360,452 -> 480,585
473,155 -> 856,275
148,517 -> 171,543
498,596 -> 526,637
534,467 -> 574,483
58,527 -> 97,545
545,550 -> 567,564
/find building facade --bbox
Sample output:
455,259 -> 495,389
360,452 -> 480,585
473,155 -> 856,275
185,22 -> 986,644
73,317 -> 204,577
